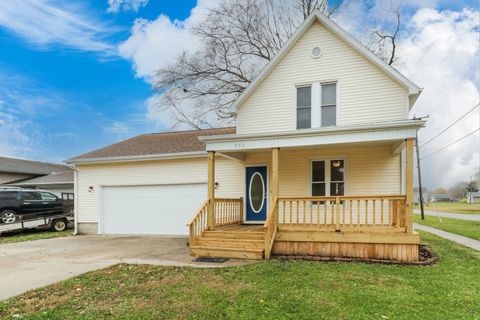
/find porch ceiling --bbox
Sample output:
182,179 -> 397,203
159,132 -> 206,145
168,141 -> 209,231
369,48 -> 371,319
200,120 -> 424,153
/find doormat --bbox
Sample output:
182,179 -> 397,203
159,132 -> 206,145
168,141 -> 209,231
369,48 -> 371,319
193,257 -> 229,263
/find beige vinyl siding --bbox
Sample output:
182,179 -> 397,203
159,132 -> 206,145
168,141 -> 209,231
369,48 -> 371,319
0,172 -> 34,184
76,156 -> 243,223
236,21 -> 408,134
242,144 -> 400,198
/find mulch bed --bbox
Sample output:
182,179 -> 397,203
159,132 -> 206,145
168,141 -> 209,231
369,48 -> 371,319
274,244 -> 440,266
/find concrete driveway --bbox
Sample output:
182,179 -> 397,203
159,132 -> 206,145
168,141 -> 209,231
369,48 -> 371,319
0,235 -> 251,301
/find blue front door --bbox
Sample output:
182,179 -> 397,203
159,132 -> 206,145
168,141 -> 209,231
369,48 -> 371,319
246,166 -> 268,222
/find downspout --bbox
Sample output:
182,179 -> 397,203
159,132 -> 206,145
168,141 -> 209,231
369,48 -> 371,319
73,165 -> 79,235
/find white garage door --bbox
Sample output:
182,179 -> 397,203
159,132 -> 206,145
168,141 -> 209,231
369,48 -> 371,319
102,184 -> 206,235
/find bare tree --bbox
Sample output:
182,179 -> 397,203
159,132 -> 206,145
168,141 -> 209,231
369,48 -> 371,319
370,2 -> 402,65
153,0 -> 399,129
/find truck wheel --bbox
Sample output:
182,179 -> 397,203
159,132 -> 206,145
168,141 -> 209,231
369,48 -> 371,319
51,219 -> 67,232
0,210 -> 17,224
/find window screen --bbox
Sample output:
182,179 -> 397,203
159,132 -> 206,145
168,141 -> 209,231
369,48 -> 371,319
321,83 -> 336,127
297,86 -> 311,129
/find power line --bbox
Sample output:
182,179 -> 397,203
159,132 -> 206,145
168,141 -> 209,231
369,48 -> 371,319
420,103 -> 479,148
421,127 -> 480,160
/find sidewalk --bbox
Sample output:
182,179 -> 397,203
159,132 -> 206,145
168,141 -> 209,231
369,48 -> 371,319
414,210 -> 480,221
414,223 -> 480,251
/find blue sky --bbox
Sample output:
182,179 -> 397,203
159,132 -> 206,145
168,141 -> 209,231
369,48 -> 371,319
0,1 -> 197,162
0,0 -> 478,189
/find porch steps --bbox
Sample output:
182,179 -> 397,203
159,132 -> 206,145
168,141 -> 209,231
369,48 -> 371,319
190,226 -> 266,260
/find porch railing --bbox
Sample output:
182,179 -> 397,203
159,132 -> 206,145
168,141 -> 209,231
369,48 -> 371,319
276,195 -> 408,232
214,197 -> 243,227
187,199 -> 209,246
263,197 -> 278,259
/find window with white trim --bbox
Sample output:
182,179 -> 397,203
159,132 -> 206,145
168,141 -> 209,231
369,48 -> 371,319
296,86 -> 311,129
295,82 -> 337,129
311,159 -> 345,196
321,83 -> 336,127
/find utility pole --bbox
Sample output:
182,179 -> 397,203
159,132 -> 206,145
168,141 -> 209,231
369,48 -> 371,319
413,115 -> 428,220
415,131 -> 425,220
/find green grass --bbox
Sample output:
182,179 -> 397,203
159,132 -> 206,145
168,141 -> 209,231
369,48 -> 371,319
414,202 -> 480,214
0,232 -> 479,320
414,215 -> 480,241
0,229 -> 72,244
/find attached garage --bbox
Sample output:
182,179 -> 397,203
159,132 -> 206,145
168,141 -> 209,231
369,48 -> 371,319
101,183 -> 206,235
67,128 -> 242,236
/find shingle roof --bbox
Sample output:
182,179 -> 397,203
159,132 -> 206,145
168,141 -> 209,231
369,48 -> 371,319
0,157 -> 70,175
8,171 -> 73,186
67,127 -> 236,163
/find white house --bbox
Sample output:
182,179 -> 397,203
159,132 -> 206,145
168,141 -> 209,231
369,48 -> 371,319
67,11 -> 424,262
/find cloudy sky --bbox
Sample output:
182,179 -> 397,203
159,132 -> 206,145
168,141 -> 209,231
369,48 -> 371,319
0,0 -> 478,190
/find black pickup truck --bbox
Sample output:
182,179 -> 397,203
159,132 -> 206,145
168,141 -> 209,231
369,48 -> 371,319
0,189 -> 74,225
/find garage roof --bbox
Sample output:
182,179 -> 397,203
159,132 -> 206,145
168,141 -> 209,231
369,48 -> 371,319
66,127 -> 236,163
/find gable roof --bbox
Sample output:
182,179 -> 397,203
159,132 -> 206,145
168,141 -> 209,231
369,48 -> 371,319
232,10 -> 421,113
0,156 -> 70,175
66,127 -> 236,164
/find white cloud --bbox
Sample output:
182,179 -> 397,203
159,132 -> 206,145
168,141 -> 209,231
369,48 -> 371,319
107,0 -> 149,14
0,0 -> 116,54
103,121 -> 132,135
397,8 -> 480,189
119,0 -> 219,80
0,71 -> 60,160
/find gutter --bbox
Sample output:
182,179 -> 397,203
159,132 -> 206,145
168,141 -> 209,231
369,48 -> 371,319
66,151 -> 207,165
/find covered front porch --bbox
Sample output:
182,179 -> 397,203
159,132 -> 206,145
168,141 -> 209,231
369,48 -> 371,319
188,121 -> 422,261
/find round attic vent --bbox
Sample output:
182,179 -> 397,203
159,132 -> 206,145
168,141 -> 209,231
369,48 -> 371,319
311,46 -> 323,59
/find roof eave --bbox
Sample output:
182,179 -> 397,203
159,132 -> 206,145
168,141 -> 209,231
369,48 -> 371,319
66,151 -> 207,165
199,119 -> 426,142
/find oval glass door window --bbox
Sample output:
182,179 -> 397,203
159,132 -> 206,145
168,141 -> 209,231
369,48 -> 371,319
249,172 -> 265,213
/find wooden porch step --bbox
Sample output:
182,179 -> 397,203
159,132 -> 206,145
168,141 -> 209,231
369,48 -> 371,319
204,231 -> 265,240
196,237 -> 264,249
190,245 -> 264,260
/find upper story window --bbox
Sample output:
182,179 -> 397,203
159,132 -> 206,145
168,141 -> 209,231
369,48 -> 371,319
296,86 -> 311,129
321,83 -> 336,127
296,82 -> 337,129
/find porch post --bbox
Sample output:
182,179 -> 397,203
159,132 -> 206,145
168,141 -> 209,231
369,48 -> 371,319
207,151 -> 215,229
271,148 -> 279,203
405,138 -> 414,233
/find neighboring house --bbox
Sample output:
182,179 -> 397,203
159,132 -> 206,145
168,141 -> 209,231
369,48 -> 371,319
7,171 -> 74,197
67,11 -> 424,262
413,187 -> 429,204
0,156 -> 73,196
466,192 -> 480,204
430,194 -> 454,203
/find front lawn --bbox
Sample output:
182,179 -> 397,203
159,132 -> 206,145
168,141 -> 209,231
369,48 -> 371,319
0,229 -> 72,244
0,232 -> 479,320
414,202 -> 480,214
414,215 -> 480,240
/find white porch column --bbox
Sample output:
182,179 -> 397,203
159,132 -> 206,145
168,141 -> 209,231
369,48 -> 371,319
207,151 -> 215,229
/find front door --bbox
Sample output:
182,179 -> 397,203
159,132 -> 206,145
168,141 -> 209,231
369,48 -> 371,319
246,166 -> 268,222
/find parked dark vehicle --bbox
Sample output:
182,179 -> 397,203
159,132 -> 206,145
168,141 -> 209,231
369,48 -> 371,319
0,188 -> 74,229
